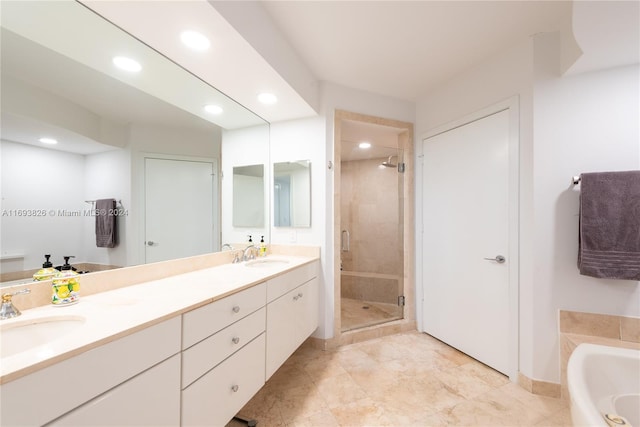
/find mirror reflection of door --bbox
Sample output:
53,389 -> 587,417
144,157 -> 217,263
274,175 -> 291,227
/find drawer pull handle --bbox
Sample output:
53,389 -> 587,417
231,385 -> 239,393
232,336 -> 240,344
232,306 -> 240,313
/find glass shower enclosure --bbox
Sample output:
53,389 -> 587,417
340,146 -> 404,332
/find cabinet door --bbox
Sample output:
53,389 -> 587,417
265,288 -> 297,379
296,277 -> 319,343
50,355 -> 181,427
265,278 -> 319,379
182,334 -> 266,427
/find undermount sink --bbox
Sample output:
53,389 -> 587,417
245,258 -> 290,268
0,315 -> 86,358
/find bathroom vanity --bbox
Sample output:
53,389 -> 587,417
0,253 -> 319,426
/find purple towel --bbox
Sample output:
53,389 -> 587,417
578,171 -> 640,280
95,198 -> 118,248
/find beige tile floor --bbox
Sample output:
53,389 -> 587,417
231,331 -> 572,427
341,298 -> 402,332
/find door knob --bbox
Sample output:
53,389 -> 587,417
484,255 -> 506,263
146,241 -> 156,246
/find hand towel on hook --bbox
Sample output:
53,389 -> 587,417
578,171 -> 640,280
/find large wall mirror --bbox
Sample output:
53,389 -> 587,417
274,161 -> 311,228
0,1 -> 269,287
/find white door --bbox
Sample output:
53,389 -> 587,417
145,157 -> 215,263
422,109 -> 511,374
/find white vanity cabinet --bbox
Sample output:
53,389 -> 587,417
0,257 -> 321,427
182,334 -> 266,426
266,261 -> 319,379
49,354 -> 181,427
180,282 -> 267,427
0,317 -> 181,427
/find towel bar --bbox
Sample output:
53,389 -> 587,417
85,199 -> 124,208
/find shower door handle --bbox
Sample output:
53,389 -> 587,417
341,230 -> 350,252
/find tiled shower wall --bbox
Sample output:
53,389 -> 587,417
340,158 -> 402,303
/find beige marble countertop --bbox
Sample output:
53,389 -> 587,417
0,255 -> 317,385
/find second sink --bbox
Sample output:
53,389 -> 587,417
245,258 -> 290,268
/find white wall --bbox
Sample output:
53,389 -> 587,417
416,32 -> 639,383
1,141 -> 86,271
532,33 -> 640,381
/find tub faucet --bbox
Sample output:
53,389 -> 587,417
243,244 -> 258,262
1,289 -> 31,320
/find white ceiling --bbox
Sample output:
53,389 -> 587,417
2,0 -> 636,156
261,1 -> 573,101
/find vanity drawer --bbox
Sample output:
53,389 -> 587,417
181,307 -> 265,389
181,333 -> 266,427
1,317 -> 181,427
182,282 -> 266,349
266,261 -> 319,303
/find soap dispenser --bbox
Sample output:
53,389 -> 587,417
259,236 -> 267,257
33,254 -> 57,281
52,256 -> 80,306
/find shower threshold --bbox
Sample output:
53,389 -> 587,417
341,297 -> 402,332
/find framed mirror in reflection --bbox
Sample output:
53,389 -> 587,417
232,165 -> 265,228
0,1 -> 269,287
274,160 -> 311,228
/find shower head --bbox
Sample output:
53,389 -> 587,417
381,155 -> 397,168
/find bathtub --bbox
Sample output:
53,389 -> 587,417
568,343 -> 640,427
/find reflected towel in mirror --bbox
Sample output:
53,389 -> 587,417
95,198 -> 118,248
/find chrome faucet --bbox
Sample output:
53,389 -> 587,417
1,289 -> 31,320
243,244 -> 259,262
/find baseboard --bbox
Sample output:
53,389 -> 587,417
518,372 -> 561,398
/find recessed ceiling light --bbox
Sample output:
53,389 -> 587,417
258,92 -> 278,105
359,142 -> 371,149
39,137 -> 58,145
204,104 -> 223,115
112,56 -> 142,72
180,31 -> 210,51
